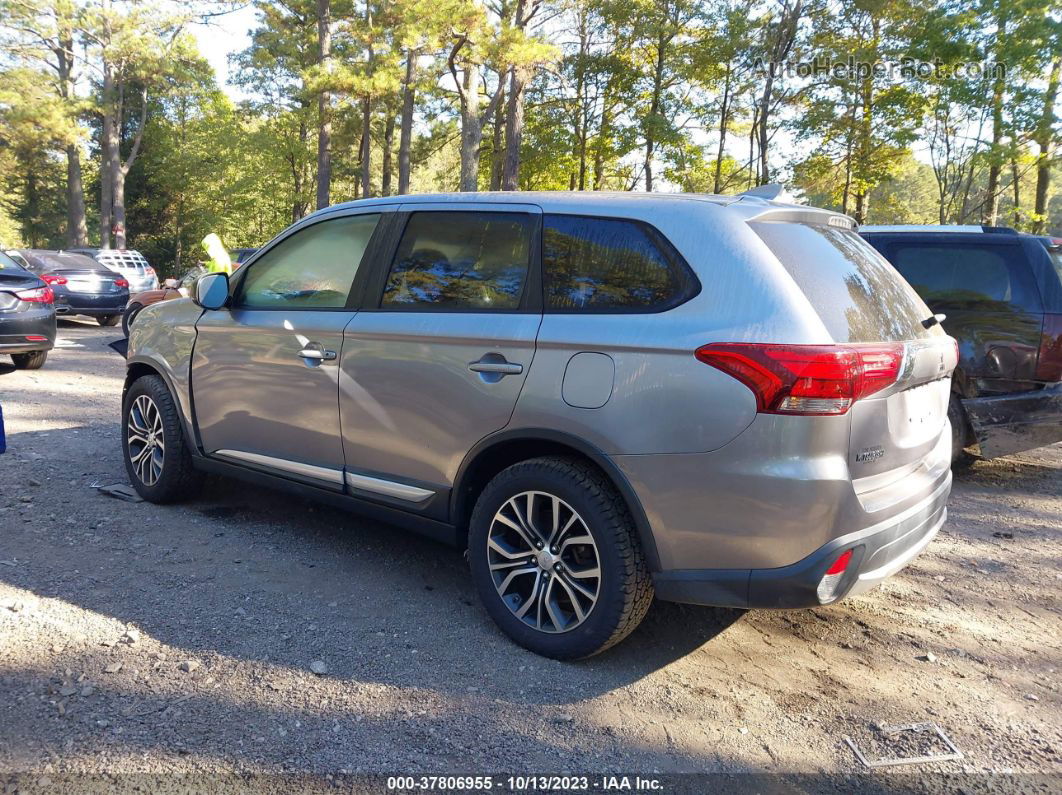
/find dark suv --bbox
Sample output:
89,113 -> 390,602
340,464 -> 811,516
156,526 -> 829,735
860,226 -> 1062,461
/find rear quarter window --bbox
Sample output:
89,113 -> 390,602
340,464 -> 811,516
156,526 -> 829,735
543,214 -> 698,312
751,221 -> 936,342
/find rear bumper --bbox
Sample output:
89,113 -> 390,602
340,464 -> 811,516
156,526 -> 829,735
0,309 -> 56,353
963,383 -> 1062,458
55,293 -> 127,316
653,471 -> 951,609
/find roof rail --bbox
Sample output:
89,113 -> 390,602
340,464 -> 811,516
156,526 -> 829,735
859,224 -> 1018,234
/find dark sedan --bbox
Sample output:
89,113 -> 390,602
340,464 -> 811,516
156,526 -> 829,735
0,251 -> 56,369
16,250 -> 129,326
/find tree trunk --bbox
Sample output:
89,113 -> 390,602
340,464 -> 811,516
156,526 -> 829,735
501,67 -> 527,191
490,80 -> 506,190
65,145 -> 88,247
458,63 -> 482,191
315,0 -> 332,210
713,63 -> 732,194
1011,157 -> 1021,227
100,60 -> 115,248
111,83 -> 147,249
1033,54 -> 1061,234
644,32 -> 667,193
381,112 -> 395,196
360,2 -> 373,198
57,33 -> 87,247
398,50 -> 415,195
985,7 -> 1008,226
360,98 -> 372,197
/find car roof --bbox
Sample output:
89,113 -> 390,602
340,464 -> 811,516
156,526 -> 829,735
19,249 -> 107,270
306,190 -> 854,227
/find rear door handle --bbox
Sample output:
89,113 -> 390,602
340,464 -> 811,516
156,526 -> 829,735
469,358 -> 523,375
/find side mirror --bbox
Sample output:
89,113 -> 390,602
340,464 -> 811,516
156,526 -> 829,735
193,272 -> 230,310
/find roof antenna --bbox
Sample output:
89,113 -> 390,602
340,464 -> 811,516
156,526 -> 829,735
737,183 -> 792,202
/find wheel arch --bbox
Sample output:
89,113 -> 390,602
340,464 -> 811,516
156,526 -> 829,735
451,428 -> 661,572
123,358 -> 200,453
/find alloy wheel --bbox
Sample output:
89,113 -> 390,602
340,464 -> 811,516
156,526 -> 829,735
486,491 -> 601,633
127,394 -> 165,486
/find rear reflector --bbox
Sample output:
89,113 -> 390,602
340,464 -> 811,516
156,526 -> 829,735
695,343 -> 904,415
25,335 -> 47,342
817,549 -> 854,602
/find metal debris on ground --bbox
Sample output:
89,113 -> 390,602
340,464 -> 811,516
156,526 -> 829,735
94,483 -> 143,503
844,722 -> 964,769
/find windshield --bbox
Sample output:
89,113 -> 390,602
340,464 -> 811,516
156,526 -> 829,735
751,221 -> 939,342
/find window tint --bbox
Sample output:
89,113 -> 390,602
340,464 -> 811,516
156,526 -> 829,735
752,222 -> 936,342
543,215 -> 696,311
889,243 -> 1042,313
381,212 -> 533,310
238,214 -> 379,309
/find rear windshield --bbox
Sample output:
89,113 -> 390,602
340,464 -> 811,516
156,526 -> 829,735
750,221 -> 936,342
0,251 -> 26,272
30,253 -> 111,272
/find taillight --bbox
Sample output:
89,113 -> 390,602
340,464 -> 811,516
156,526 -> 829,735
114,278 -> 129,288
16,286 -> 54,304
695,342 -> 905,416
42,274 -> 67,286
1037,314 -> 1062,382
817,549 -> 854,602
145,266 -> 156,275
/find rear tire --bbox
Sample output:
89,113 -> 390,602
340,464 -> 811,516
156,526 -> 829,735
11,351 -> 47,370
948,394 -> 976,469
98,314 -> 120,327
122,374 -> 203,503
122,303 -> 143,337
468,456 -> 653,659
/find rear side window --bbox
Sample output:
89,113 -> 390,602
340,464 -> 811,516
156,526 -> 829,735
889,243 -> 1042,313
543,215 -> 697,312
751,221 -> 935,342
381,211 -> 534,310
238,213 -> 380,309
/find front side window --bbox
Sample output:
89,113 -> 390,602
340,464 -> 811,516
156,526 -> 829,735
381,211 -> 534,310
543,214 -> 697,312
238,213 -> 380,309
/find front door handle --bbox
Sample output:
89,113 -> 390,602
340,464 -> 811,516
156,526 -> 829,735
297,345 -> 337,364
469,357 -> 523,376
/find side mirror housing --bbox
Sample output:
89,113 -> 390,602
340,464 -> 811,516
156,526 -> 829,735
193,272 -> 229,310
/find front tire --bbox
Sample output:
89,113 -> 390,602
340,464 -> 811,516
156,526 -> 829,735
122,303 -> 143,337
122,374 -> 203,503
468,457 -> 653,659
11,351 -> 47,370
98,314 -> 121,327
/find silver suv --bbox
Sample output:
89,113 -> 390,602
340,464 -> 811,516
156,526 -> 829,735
122,192 -> 957,659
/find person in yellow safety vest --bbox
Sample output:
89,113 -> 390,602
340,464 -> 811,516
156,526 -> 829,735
201,233 -> 233,274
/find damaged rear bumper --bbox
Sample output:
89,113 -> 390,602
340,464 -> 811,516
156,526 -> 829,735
963,383 -> 1062,458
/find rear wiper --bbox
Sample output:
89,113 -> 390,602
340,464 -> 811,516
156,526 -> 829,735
921,313 -> 947,329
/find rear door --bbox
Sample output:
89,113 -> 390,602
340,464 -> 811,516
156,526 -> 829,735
191,210 -> 385,488
338,204 -> 541,505
874,235 -> 1044,393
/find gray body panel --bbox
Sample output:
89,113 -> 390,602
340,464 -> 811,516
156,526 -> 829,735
191,309 -> 350,480
126,191 -> 957,610
340,311 -> 541,487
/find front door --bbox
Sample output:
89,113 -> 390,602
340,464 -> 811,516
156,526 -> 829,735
191,211 -> 384,488
339,205 -> 541,502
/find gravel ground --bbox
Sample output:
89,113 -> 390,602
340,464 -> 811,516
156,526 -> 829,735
0,319 -> 1060,792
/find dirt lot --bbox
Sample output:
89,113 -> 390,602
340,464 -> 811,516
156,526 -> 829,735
0,319 -> 1060,791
